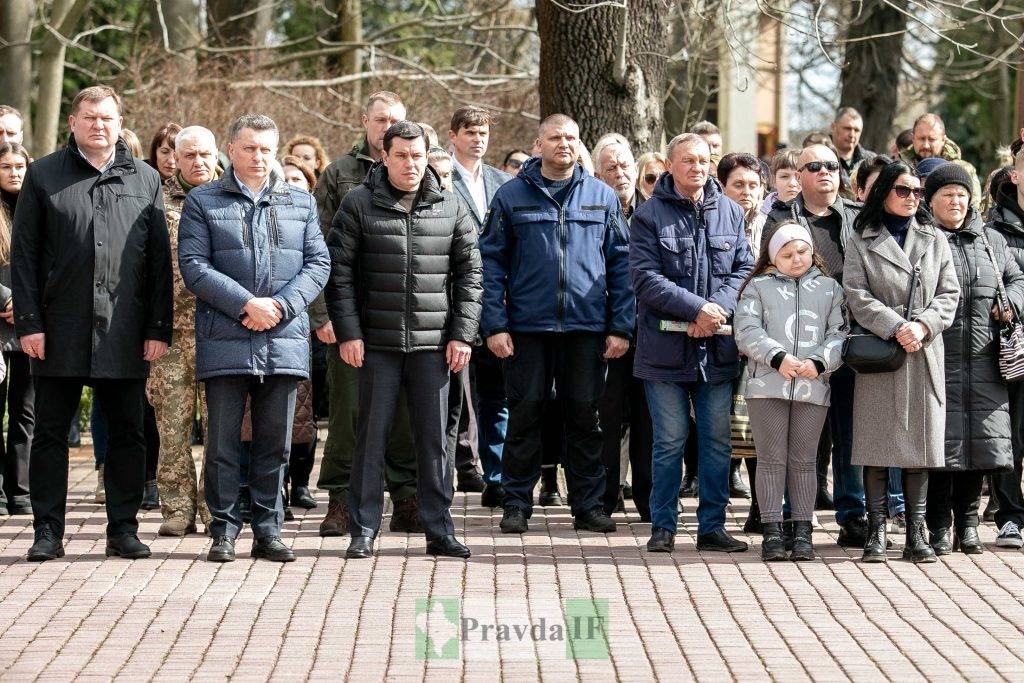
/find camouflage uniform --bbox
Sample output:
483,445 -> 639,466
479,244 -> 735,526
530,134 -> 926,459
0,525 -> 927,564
900,139 -> 982,207
146,173 -> 210,526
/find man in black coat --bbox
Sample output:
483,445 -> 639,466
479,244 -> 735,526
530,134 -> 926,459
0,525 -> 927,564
325,121 -> 482,560
11,86 -> 173,562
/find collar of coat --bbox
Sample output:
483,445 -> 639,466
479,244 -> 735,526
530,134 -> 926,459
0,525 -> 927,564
66,134 -> 137,178
650,173 -> 722,211
168,166 -> 223,200
938,208 -> 984,239
760,264 -> 824,284
859,217 -> 937,273
218,167 -> 292,204
364,161 -> 445,211
772,192 -> 857,220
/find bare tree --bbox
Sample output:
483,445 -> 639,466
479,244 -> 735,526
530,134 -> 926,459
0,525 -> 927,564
150,0 -> 200,54
0,0 -> 35,149
35,0 -> 92,156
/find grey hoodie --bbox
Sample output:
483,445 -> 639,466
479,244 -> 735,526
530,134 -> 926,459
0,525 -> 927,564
734,266 -> 847,406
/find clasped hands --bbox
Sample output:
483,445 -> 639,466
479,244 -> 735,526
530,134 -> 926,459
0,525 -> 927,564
777,354 -> 820,380
687,303 -> 727,338
242,297 -> 284,331
893,321 -> 928,353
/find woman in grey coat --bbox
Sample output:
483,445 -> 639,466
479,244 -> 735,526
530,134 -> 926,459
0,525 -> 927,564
844,162 -> 960,564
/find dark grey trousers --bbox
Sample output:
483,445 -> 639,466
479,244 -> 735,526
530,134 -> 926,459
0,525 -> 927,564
349,350 -> 454,540
204,375 -> 297,540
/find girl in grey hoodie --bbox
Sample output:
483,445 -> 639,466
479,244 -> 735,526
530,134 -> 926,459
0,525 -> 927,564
734,221 -> 847,561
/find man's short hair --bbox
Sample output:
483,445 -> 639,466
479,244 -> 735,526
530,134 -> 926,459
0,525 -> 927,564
896,128 -> 914,149
227,113 -> 278,143
364,91 -> 403,114
854,153 -> 892,191
0,105 -> 22,122
913,113 -> 945,134
834,106 -> 863,123
802,131 -> 836,152
502,149 -> 529,166
71,86 -> 122,116
175,125 -> 218,153
450,106 -> 497,134
418,122 -> 439,147
596,141 -> 634,170
383,121 -> 426,153
428,146 -> 451,165
770,148 -> 801,176
539,113 -> 577,135
690,121 -> 720,136
666,133 -> 707,160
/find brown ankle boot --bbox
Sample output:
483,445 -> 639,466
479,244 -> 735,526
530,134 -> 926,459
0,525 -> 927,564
319,497 -> 350,537
390,495 -> 424,533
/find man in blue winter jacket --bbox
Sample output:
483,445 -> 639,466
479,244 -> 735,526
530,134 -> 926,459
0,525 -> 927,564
480,113 -> 634,535
630,133 -> 754,554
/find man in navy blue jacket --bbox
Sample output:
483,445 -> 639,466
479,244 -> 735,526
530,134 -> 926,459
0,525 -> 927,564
480,114 -> 634,534
630,133 -> 754,554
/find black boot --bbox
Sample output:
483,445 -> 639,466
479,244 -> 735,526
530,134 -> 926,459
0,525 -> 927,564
929,527 -> 952,555
729,459 -> 750,498
954,525 -> 983,554
790,521 -> 814,561
743,498 -> 762,533
903,517 -> 937,563
782,519 -> 794,551
862,466 -> 889,562
141,480 -> 159,511
761,522 -> 787,561
538,466 -> 563,506
814,436 -> 834,510
902,469 -> 936,563
862,513 -> 888,562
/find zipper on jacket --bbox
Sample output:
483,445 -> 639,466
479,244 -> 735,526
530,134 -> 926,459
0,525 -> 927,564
557,205 -> 566,331
269,206 -> 280,246
405,212 -> 413,351
790,275 -> 801,398
239,205 -> 251,248
956,238 -> 971,448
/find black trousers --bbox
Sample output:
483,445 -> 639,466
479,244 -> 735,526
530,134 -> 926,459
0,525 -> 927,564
993,383 -> 1024,528
926,470 -> 985,530
865,466 -> 927,519
144,401 -> 159,481
32,377 -> 147,538
446,367 -> 479,475
1,351 -> 33,507
599,348 -> 652,519
287,437 -> 316,489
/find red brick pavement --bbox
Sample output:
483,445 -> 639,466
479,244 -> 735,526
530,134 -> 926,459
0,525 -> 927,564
0,447 -> 1022,681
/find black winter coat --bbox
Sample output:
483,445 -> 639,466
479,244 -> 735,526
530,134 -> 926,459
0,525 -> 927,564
940,210 -> 1024,472
11,136 -> 173,378
325,163 -> 482,352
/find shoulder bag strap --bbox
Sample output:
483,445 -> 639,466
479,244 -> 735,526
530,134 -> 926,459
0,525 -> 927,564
976,228 -> 1013,319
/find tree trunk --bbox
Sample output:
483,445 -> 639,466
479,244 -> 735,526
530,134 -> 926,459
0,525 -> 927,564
149,0 -> 198,53
839,0 -> 908,153
0,0 -> 35,150
536,0 -> 667,154
329,0 -> 363,104
33,0 -> 91,156
206,0 -> 256,48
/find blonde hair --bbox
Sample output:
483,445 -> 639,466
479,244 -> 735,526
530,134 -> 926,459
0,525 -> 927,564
283,134 -> 328,174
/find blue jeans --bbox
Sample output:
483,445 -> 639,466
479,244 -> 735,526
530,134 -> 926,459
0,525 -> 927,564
888,468 -> 905,515
828,366 -> 866,524
645,377 -> 732,535
473,353 -> 507,485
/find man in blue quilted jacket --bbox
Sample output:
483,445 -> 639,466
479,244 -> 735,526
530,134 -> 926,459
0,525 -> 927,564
179,113 -> 330,563
480,114 -> 634,535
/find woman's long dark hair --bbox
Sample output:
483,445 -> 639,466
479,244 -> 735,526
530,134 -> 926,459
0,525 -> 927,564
853,160 -> 932,233
738,219 -> 829,298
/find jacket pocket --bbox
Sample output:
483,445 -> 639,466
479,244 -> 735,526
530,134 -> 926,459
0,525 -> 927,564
708,235 -> 735,275
658,236 -> 693,278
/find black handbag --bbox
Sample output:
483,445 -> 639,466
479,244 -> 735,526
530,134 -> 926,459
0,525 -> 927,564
842,265 -> 919,374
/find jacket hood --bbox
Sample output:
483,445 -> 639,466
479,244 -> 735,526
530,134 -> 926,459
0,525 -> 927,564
363,161 -> 445,209
651,172 -> 721,209
992,179 -> 1024,233
759,265 -> 824,284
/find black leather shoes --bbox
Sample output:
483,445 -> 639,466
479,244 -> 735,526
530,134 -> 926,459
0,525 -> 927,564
499,506 -> 529,534
573,507 -> 616,533
106,534 -> 152,559
141,480 -> 160,510
346,536 -> 375,559
480,483 -> 505,509
208,536 -> 236,562
290,486 -> 317,510
426,535 -> 471,558
903,517 -> 937,563
538,484 -> 563,507
251,536 -> 296,562
790,521 -> 814,561
457,470 -> 486,493
696,529 -> 748,552
761,523 -> 788,561
646,528 -> 675,552
27,527 -> 64,562
862,513 -> 888,562
954,525 -> 984,554
837,516 -> 868,548
929,527 -> 952,555
679,472 -> 698,498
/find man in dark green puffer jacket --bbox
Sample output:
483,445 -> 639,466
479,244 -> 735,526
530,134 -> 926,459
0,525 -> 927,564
325,121 -> 482,560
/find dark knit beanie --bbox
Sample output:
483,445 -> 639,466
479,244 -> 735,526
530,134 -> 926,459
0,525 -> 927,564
924,161 -> 972,206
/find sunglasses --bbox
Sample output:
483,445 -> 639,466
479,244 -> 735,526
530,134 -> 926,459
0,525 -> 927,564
799,161 -> 840,173
892,185 -> 924,199
644,173 -> 660,184
506,158 -> 524,169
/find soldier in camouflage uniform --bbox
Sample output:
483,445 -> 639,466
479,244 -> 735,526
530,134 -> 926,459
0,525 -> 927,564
146,125 -> 219,536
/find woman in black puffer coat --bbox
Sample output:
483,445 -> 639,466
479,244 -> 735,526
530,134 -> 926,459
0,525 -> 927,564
926,165 -> 1024,555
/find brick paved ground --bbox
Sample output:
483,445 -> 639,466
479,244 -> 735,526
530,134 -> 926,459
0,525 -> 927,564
1,446 -> 1024,681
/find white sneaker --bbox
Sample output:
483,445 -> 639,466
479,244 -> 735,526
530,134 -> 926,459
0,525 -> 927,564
94,466 -> 106,504
995,521 -> 1023,548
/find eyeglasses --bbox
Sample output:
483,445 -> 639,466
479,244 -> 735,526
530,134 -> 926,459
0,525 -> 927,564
799,161 -> 840,173
505,158 -> 524,169
892,185 -> 924,199
644,173 -> 659,184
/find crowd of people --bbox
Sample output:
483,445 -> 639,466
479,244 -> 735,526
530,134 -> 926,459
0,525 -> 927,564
0,85 -> 1023,566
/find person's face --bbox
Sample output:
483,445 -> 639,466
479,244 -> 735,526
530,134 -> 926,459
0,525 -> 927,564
155,138 -> 176,179
282,164 -> 310,191
68,97 -> 122,155
430,157 -> 453,192
362,100 -> 406,155
774,168 -> 802,202
503,152 -> 529,177
701,133 -> 723,156
797,145 -> 839,198
449,124 -> 489,163
774,240 -> 813,279
830,114 -> 863,154
382,135 -> 428,192
640,160 -> 667,197
856,170 -> 881,202
227,127 -> 278,187
930,184 -> 970,230
884,173 -> 923,217
176,139 -> 218,187
0,114 -> 23,145
597,147 -> 637,204
913,123 -> 944,159
723,167 -> 763,213
670,141 -> 711,197
0,152 -> 28,194
536,122 -> 580,172
290,143 -> 318,171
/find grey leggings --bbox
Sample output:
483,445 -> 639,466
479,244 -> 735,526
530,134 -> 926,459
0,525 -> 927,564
747,398 -> 829,523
